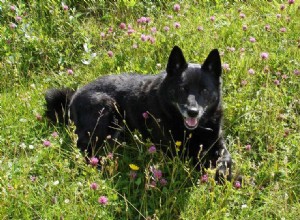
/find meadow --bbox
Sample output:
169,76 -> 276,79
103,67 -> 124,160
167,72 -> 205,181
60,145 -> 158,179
0,0 -> 299,219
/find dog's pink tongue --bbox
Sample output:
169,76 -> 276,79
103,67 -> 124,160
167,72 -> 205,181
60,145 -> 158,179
185,117 -> 198,127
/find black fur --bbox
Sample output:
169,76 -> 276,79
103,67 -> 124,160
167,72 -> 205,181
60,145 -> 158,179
45,46 -> 232,181
45,88 -> 74,124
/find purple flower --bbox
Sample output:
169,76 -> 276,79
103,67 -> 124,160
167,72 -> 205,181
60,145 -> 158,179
15,16 -> 22,23
288,0 -> 295,5
142,112 -> 149,119
265,24 -> 271,31
137,17 -> 146,23
137,16 -> 150,24
100,32 -> 105,38
160,178 -> 168,186
274,79 -> 280,86
234,181 -> 241,189
261,52 -> 269,60
245,144 -> 251,151
63,4 -> 69,11
107,51 -> 113,57
197,26 -> 204,31
242,25 -> 247,31
248,68 -> 255,75
153,169 -> 162,180
36,114 -> 42,121
30,176 -> 37,182
129,171 -> 137,180
294,69 -> 300,75
90,182 -> 98,190
280,27 -> 287,32
276,14 -> 282,19
43,140 -> 51,147
210,16 -> 215,22
174,22 -> 181,28
150,27 -> 157,34
241,80 -> 248,86
164,26 -> 170,32
141,34 -> 148,42
228,47 -> 235,52
90,157 -> 99,166
150,180 -> 157,187
98,196 -> 108,205
127,28 -> 135,35
148,145 -> 156,154
173,3 -> 180,12
119,22 -> 126,30
249,37 -> 256,43
201,174 -> 208,183
107,152 -> 113,159
148,36 -> 156,44
239,13 -> 246,19
67,69 -> 73,75
282,74 -> 288,79
9,23 -> 17,29
10,5 -> 16,11
51,132 -> 58,138
222,63 -> 230,71
280,4 -> 285,10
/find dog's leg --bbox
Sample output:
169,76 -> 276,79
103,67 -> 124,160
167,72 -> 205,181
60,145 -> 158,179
215,141 -> 232,183
75,108 -> 112,157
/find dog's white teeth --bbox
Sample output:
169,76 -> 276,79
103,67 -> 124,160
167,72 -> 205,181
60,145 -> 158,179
185,117 -> 198,127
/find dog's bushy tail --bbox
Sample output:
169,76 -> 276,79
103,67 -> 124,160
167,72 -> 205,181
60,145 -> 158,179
45,88 -> 75,124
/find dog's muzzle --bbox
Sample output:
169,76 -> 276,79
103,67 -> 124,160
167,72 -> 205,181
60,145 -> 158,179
177,104 -> 205,130
184,106 -> 205,130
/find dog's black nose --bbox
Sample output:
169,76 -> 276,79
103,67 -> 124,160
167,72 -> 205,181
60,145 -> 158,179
187,108 -> 199,117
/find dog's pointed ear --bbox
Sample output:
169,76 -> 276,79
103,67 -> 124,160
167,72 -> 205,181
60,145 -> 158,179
201,49 -> 222,77
166,46 -> 188,76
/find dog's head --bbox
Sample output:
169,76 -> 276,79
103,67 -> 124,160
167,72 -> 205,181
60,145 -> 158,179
163,46 -> 222,130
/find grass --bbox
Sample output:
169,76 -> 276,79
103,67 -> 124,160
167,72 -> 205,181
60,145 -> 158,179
0,0 -> 300,219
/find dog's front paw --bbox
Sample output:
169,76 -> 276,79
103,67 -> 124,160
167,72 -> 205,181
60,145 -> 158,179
215,157 -> 232,183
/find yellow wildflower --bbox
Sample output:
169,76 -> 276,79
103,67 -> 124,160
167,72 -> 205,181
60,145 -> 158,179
129,164 -> 139,171
175,141 -> 182,152
175,141 -> 182,147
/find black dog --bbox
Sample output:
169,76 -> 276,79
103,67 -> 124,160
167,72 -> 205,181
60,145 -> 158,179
45,46 -> 232,181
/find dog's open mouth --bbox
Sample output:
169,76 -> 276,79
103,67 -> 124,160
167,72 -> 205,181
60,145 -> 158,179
184,117 -> 199,130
